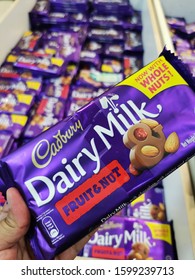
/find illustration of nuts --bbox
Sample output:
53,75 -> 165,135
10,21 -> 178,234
164,132 -> 180,153
159,202 -> 165,211
134,128 -> 148,141
140,118 -> 159,129
157,211 -> 165,221
141,145 -> 159,157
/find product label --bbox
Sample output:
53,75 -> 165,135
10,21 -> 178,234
55,160 -> 130,224
118,56 -> 188,98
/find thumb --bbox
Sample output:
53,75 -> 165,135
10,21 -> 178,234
0,188 -> 30,250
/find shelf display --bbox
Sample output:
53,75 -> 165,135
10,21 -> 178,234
82,216 -> 177,260
0,0 -> 194,260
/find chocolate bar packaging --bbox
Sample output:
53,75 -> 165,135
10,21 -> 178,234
0,78 -> 42,97
0,113 -> 28,139
31,0 -> 50,16
92,0 -> 133,15
0,131 -> 14,159
83,216 -> 177,260
126,184 -> 167,221
13,31 -> 43,52
6,53 -> 66,78
0,49 -> 194,259
23,113 -> 59,139
0,92 -> 34,115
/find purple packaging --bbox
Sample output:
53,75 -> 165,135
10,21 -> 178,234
188,64 -> 195,77
68,24 -> 89,45
166,16 -> 186,32
88,28 -> 124,43
177,49 -> 195,64
23,113 -> 59,139
70,86 -> 105,101
76,67 -> 124,88
185,22 -> 195,37
80,51 -> 101,68
124,30 -> 143,53
0,78 -> 42,97
104,43 -> 124,59
66,98 -> 91,116
0,113 -> 28,139
13,31 -> 43,52
0,131 -> 14,159
6,53 -> 66,78
67,86 -> 106,116
0,64 -> 42,80
0,49 -> 194,259
92,0 -> 133,15
0,92 -> 34,115
89,13 -> 124,29
36,96 -> 66,120
101,58 -> 123,73
83,216 -> 177,260
31,0 -> 50,16
123,10 -> 142,31
50,0 -> 89,13
68,13 -> 88,24
43,81 -> 70,100
126,184 -> 167,221
56,33 -> 81,63
123,55 -> 143,77
174,36 -> 191,51
83,40 -> 104,55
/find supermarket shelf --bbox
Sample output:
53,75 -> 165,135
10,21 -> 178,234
0,0 -> 194,260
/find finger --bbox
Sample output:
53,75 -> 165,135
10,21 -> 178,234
56,228 -> 98,260
0,187 -> 30,250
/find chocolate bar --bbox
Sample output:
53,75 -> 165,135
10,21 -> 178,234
0,49 -> 194,259
83,216 -> 177,260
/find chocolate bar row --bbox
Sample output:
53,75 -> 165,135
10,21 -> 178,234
166,15 -> 195,75
0,0 -> 144,159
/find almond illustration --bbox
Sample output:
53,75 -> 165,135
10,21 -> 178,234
141,145 -> 159,157
164,132 -> 180,153
140,118 -> 159,129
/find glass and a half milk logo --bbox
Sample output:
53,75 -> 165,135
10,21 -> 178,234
99,94 -> 120,114
132,199 -> 153,220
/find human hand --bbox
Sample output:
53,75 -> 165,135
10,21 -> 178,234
0,187 -> 95,260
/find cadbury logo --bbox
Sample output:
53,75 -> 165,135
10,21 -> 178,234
32,120 -> 83,168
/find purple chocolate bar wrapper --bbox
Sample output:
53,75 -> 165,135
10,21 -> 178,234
89,13 -> 124,29
0,78 -> 42,97
0,131 -> 14,159
13,31 -> 43,52
23,113 -> 59,139
36,96 -> 66,120
83,216 -> 177,260
0,113 -> 28,139
6,53 -> 66,78
31,0 -> 50,16
0,49 -> 194,259
0,92 -> 34,115
126,184 -> 167,221
93,0 -> 133,15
